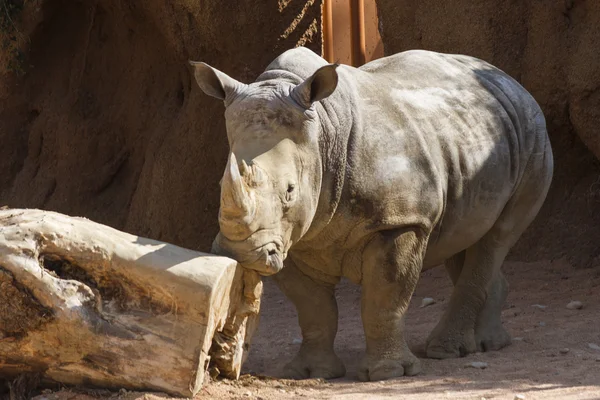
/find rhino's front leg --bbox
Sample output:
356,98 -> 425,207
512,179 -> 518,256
358,228 -> 428,381
271,257 -> 346,379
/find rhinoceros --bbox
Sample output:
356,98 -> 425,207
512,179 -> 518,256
189,47 -> 553,381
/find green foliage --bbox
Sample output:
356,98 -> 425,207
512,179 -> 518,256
0,0 -> 25,75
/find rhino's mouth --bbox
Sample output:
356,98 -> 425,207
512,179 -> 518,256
211,236 -> 286,276
244,241 -> 285,276
265,249 -> 284,275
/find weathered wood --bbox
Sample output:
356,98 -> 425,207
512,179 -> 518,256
0,209 -> 262,397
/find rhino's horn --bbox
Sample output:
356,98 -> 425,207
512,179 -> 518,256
220,152 -> 256,221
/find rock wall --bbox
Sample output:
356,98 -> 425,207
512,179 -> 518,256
0,0 -> 322,251
376,0 -> 600,266
2,0 -> 598,266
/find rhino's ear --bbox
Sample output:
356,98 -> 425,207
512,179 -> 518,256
291,63 -> 339,109
189,60 -> 245,102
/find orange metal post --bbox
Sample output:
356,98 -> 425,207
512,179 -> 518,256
322,0 -> 334,63
363,0 -> 384,62
332,0 -> 353,65
349,0 -> 366,66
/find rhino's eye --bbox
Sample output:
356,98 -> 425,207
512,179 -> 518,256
285,184 -> 296,203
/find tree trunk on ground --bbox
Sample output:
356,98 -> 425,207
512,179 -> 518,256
0,209 -> 262,397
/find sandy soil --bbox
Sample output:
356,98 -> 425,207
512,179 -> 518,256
32,259 -> 600,400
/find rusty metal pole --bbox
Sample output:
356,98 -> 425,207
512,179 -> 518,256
349,0 -> 366,66
322,0 -> 334,63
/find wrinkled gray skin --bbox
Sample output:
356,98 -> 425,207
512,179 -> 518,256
190,47 -> 553,381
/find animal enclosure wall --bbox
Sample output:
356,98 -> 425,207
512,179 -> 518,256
1,0 -> 600,268
0,0 -> 322,252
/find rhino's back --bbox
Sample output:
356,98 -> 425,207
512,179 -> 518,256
336,50 -> 548,263
358,50 -> 540,120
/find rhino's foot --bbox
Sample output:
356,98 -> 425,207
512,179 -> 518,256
357,353 -> 421,381
474,272 -> 512,352
281,349 -> 346,380
425,328 -> 478,359
426,320 -> 511,358
475,322 -> 511,352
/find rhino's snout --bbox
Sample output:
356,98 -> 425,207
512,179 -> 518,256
264,244 -> 284,275
251,241 -> 284,276
212,236 -> 285,276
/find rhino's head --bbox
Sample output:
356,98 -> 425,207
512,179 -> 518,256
190,58 -> 339,275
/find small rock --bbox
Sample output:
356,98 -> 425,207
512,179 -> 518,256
502,307 -> 516,317
539,321 -> 546,327
596,357 -> 600,362
559,348 -> 570,354
566,301 -> 583,310
243,391 -> 252,397
420,297 -> 436,308
531,304 -> 547,309
514,395 -> 526,400
292,338 -> 302,345
465,361 -> 488,369
513,337 -> 524,341
588,343 -> 600,351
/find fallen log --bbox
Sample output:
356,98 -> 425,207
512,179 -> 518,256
0,209 -> 262,397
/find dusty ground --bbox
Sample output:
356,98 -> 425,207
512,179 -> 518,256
31,259 -> 600,400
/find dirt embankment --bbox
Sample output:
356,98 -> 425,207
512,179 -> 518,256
375,0 -> 600,267
2,0 -> 599,266
0,0 -> 321,252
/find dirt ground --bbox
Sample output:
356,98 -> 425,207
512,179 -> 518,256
32,259 -> 600,400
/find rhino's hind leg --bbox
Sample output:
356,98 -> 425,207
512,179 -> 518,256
425,238 -> 510,359
474,270 -> 511,352
443,250 -> 512,352
426,208 -> 542,359
271,259 -> 345,380
430,249 -> 511,357
427,139 -> 552,358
